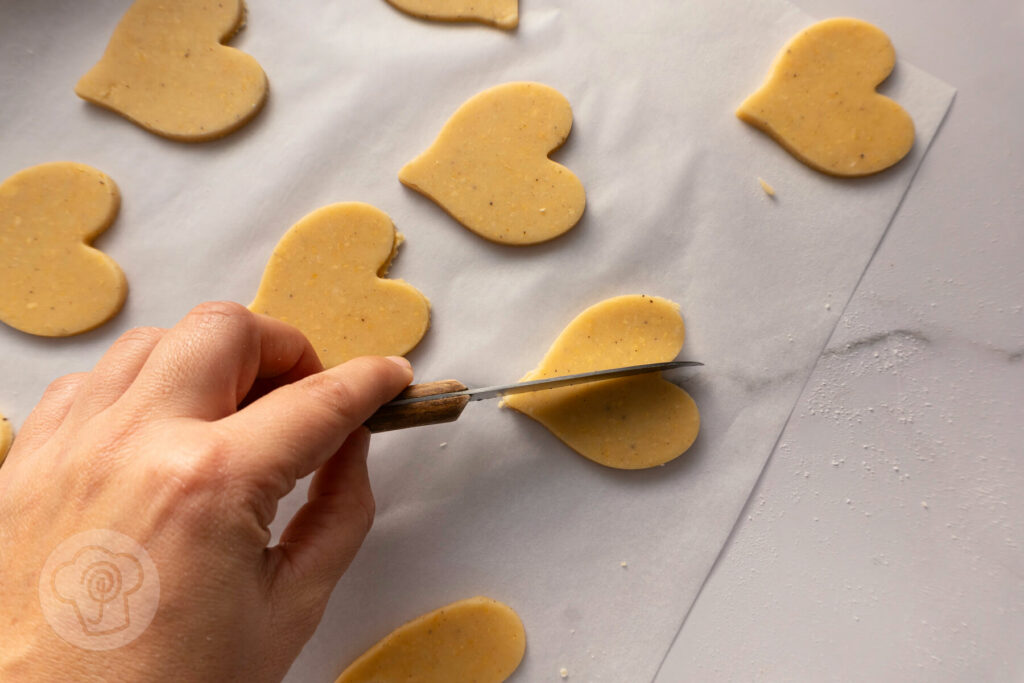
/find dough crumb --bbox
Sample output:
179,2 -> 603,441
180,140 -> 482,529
439,442 -> 448,449
921,501 -> 929,509
560,667 -> 569,678
757,177 -> 776,197
620,561 -> 628,568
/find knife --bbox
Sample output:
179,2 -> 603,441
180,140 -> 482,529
364,360 -> 702,433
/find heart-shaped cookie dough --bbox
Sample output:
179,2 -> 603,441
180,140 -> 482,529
0,162 -> 126,337
504,295 -> 699,470
400,82 -> 586,245
0,414 -> 12,467
335,596 -> 525,683
385,0 -> 518,30
737,17 -> 914,176
75,0 -> 268,142
250,202 -> 430,368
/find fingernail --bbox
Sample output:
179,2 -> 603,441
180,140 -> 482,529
386,355 -> 412,371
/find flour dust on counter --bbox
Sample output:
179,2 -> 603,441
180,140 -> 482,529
0,162 -> 126,337
76,0 -> 268,141
249,203 -> 430,369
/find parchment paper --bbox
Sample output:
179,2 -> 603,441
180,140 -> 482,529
0,0 -> 954,680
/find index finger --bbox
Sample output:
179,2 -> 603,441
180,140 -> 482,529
217,356 -> 412,497
119,302 -> 322,421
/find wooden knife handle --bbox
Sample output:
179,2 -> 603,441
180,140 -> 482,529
364,380 -> 470,433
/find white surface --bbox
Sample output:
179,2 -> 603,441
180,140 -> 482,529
0,1 -> 1005,682
657,0 -> 1024,681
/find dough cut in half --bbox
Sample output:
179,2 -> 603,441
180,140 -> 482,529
335,596 -> 525,683
249,202 -> 430,368
400,82 -> 585,245
75,0 -> 268,141
0,162 -> 126,337
386,0 -> 518,29
504,295 -> 700,469
737,17 -> 914,176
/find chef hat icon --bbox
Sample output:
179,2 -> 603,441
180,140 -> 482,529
52,544 -> 144,636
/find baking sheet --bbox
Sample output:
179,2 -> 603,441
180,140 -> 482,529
0,0 -> 954,680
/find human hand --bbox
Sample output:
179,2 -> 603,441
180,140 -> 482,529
0,302 -> 413,681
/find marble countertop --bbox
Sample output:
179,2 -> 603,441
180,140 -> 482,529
657,0 -> 1023,679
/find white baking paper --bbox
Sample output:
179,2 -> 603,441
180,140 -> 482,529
0,0 -> 953,680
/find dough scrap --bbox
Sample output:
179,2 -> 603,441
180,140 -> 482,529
75,0 -> 268,142
737,17 -> 914,177
0,162 -> 126,337
250,202 -> 430,368
400,82 -> 585,245
386,0 -> 518,29
335,596 -> 525,683
0,414 -> 11,467
504,295 -> 699,470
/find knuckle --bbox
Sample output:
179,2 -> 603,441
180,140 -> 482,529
303,374 -> 362,424
116,326 -> 165,347
150,428 -> 233,495
186,301 -> 254,332
353,490 -> 376,534
44,372 -> 87,396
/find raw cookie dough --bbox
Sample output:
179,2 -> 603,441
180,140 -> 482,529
250,202 -> 430,368
75,0 -> 268,142
0,162 -> 126,337
504,295 -> 700,470
386,0 -> 518,29
400,82 -> 585,245
335,596 -> 525,683
0,414 -> 12,467
737,17 -> 914,177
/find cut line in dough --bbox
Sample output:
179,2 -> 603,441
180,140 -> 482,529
504,295 -> 700,469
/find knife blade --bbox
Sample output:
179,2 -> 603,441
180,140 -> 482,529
365,360 -> 702,433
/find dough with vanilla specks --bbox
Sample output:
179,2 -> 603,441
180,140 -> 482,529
335,596 -> 525,683
504,295 -> 699,469
250,203 -> 430,368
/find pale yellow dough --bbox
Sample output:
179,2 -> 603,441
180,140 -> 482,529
335,596 -> 525,683
400,82 -> 586,245
0,162 -> 126,337
737,17 -> 914,177
75,0 -> 267,142
0,414 -> 12,467
386,0 -> 518,29
250,203 -> 430,368
504,295 -> 700,470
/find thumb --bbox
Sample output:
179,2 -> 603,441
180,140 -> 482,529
266,427 -> 374,622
